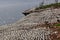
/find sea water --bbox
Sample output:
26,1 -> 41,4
0,0 -> 41,25
0,0 -> 60,25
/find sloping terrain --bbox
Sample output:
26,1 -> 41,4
0,7 -> 60,40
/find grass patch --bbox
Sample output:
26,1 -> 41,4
55,23 -> 60,26
35,3 -> 60,10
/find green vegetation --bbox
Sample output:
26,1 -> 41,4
55,23 -> 60,26
35,3 -> 60,10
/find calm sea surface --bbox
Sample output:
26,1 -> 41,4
0,0 -> 41,25
0,0 -> 60,25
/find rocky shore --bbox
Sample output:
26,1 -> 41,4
0,5 -> 60,40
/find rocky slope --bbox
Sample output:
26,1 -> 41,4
0,8 -> 60,40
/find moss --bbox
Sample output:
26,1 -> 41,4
35,3 -> 60,10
